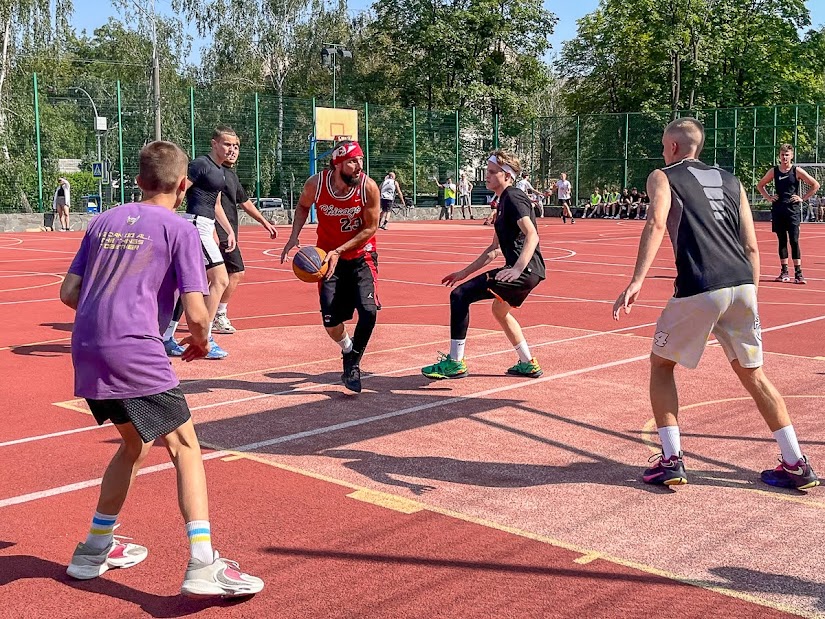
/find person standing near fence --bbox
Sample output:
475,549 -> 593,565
379,171 -> 404,230
458,173 -> 474,220
437,177 -> 457,220
53,177 -> 71,231
556,173 -> 574,224
613,118 -> 819,490
756,144 -> 820,284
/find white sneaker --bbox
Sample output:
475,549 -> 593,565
212,312 -> 236,334
67,536 -> 148,580
181,551 -> 264,597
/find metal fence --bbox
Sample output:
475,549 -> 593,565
5,73 -> 824,213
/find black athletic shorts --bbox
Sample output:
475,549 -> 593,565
86,387 -> 191,443
559,198 -> 571,207
320,252 -> 380,327
482,267 -> 543,308
771,203 -> 801,233
218,239 -> 245,274
380,198 -> 393,213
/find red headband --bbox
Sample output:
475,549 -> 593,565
332,141 -> 363,166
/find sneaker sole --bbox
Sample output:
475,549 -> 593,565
211,328 -> 236,334
506,369 -> 543,378
67,563 -> 110,580
181,581 -> 264,598
421,371 -> 468,380
663,477 -> 688,486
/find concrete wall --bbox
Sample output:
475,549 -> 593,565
0,205 -> 773,233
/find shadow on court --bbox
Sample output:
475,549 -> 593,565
11,343 -> 71,356
706,566 -> 825,611
0,554 -> 244,618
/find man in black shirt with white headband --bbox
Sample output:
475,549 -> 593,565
614,117 -> 818,491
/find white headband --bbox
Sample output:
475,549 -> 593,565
488,155 -> 517,180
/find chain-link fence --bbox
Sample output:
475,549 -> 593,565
5,73 -> 825,213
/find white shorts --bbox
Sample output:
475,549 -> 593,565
183,213 -> 224,270
653,284 -> 762,369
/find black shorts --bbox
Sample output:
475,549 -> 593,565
771,204 -> 801,233
380,198 -> 393,212
86,387 -> 191,443
482,268 -> 543,308
218,240 -> 245,274
559,198 -> 571,207
218,223 -> 244,274
320,252 -> 380,326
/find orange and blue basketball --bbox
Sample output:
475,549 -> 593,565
292,246 -> 328,283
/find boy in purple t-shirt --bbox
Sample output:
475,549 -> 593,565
60,141 -> 263,598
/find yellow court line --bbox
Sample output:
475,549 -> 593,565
213,449 -> 816,619
0,336 -> 71,352
52,399 -> 91,415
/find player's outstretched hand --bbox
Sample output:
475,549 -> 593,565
280,236 -> 300,263
495,267 -> 522,283
322,249 -> 340,280
264,221 -> 278,239
613,281 -> 642,321
442,270 -> 466,287
180,335 -> 209,362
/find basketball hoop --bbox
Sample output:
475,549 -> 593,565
333,134 -> 352,144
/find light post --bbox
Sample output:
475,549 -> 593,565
321,43 -> 352,108
129,0 -> 161,140
73,86 -> 103,204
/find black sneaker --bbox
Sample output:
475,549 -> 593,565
775,269 -> 790,283
342,350 -> 362,393
562,215 -> 567,224
760,455 -> 819,490
795,270 -> 807,285
642,451 -> 688,486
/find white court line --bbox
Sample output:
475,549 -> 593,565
0,353 -> 653,509
0,321 -> 655,448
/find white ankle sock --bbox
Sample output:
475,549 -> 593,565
207,322 -> 213,339
186,520 -> 214,564
217,302 -> 228,315
338,333 -> 353,353
86,511 -> 118,550
163,321 -> 179,341
773,425 -> 803,464
658,426 -> 681,460
514,340 -> 531,363
450,339 -> 466,361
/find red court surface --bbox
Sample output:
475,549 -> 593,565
1,219 -> 824,618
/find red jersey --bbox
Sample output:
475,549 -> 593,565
314,169 -> 376,260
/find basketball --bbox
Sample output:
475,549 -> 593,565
292,246 -> 328,282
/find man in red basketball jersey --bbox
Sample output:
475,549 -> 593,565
281,141 -> 381,393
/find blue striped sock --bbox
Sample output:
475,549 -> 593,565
85,511 -> 118,550
186,520 -> 214,564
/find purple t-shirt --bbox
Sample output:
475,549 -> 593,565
68,203 -> 209,399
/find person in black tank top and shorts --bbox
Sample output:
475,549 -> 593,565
613,118 -> 819,490
757,144 -> 820,284
422,150 -> 545,380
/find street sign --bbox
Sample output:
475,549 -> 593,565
92,162 -> 103,178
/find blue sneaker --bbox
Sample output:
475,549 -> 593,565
205,338 -> 228,360
164,338 -> 185,357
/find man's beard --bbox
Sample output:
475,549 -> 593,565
340,170 -> 361,187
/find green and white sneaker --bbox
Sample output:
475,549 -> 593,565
506,358 -> 543,378
422,352 -> 468,379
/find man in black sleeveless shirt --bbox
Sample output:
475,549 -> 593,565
756,144 -> 820,284
613,118 -> 818,490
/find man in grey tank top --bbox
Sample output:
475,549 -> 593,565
613,117 -> 818,491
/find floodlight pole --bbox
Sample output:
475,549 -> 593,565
73,86 -> 103,201
323,43 -> 351,109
